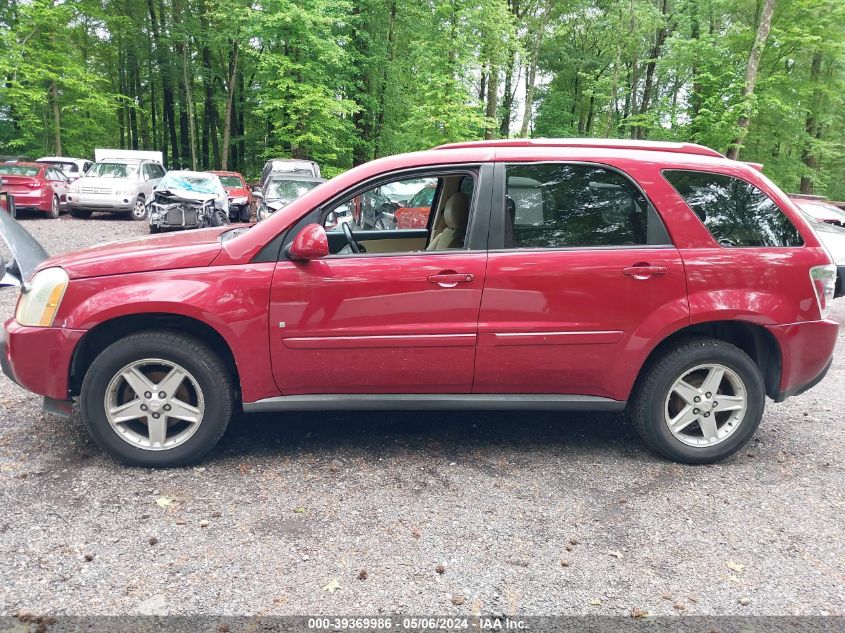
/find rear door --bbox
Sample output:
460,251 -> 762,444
474,162 -> 689,402
268,165 -> 492,395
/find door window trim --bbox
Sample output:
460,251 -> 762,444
488,161 -> 673,252
255,163 -> 494,262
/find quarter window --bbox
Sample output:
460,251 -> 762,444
663,170 -> 802,247
500,163 -> 665,248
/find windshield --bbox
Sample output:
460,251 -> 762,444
266,179 -> 320,202
159,172 -> 220,194
88,162 -> 137,178
0,165 -> 39,177
218,175 -> 243,187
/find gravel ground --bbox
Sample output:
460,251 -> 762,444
0,213 -> 843,617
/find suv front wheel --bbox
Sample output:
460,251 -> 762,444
80,331 -> 234,466
630,337 -> 765,464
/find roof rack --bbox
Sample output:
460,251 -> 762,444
434,138 -> 724,159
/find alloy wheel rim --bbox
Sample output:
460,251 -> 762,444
663,363 -> 747,447
133,199 -> 145,218
104,358 -> 205,451
52,197 -> 59,215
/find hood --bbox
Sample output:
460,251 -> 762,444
223,186 -> 250,198
37,227 -> 231,280
73,176 -> 138,189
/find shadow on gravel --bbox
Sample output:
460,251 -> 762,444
213,409 -> 645,462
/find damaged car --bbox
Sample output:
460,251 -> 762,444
148,171 -> 230,233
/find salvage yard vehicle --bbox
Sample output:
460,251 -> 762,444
148,171 -> 229,233
789,194 -> 845,228
36,157 -> 94,182
210,170 -> 253,222
0,162 -> 69,218
256,175 -> 325,220
67,157 -> 165,220
0,139 -> 840,467
258,158 -> 321,189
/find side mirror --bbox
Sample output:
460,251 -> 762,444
288,223 -> 329,261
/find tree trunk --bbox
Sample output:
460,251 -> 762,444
725,0 -> 776,160
519,29 -> 543,137
181,39 -> 198,170
49,80 -> 62,155
220,42 -> 238,170
484,65 -> 498,139
799,50 -> 823,194
633,0 -> 670,139
148,0 -> 179,167
374,0 -> 397,157
499,49 -> 516,137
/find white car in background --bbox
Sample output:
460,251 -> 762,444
36,157 -> 93,181
66,158 -> 165,220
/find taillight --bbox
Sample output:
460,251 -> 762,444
27,181 -> 41,189
810,265 -> 837,319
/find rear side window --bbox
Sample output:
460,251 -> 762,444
500,163 -> 670,249
664,170 -> 802,247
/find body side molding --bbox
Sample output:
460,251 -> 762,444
243,393 -> 626,413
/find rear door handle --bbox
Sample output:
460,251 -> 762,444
428,272 -> 474,287
623,265 -> 667,279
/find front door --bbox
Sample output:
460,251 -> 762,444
269,166 -> 492,395
474,162 -> 689,402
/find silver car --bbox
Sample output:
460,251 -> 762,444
66,159 -> 165,220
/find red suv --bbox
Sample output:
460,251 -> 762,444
0,139 -> 839,467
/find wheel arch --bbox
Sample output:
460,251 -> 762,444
633,320 -> 782,400
69,313 -> 241,403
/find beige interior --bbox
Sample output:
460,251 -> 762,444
426,192 -> 470,250
357,236 -> 428,253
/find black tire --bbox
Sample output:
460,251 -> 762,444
209,209 -> 230,227
629,336 -> 765,464
80,331 -> 234,467
49,195 -> 60,219
70,208 -> 93,219
149,225 -> 161,234
130,196 -> 147,221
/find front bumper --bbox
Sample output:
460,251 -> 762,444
1,318 -> 86,401
67,192 -> 135,212
766,318 -> 840,402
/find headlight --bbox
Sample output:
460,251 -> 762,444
230,196 -> 248,205
15,267 -> 69,327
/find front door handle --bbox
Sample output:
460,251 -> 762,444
428,272 -> 474,288
623,264 -> 668,279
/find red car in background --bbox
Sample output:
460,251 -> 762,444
395,183 -> 437,229
0,162 -> 69,219
209,170 -> 252,222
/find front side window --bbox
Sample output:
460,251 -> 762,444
317,172 -> 476,255
500,163 -> 659,249
664,170 -> 803,247
324,177 -> 442,233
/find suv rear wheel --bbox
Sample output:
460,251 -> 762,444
80,331 -> 233,466
630,337 -> 764,464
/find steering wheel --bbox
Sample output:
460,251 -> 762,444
341,222 -> 360,254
